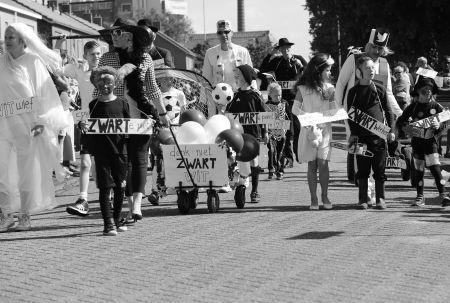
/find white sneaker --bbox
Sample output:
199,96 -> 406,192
0,214 -> 15,232
15,214 -> 31,231
218,184 -> 232,193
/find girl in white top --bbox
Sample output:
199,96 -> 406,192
292,53 -> 336,210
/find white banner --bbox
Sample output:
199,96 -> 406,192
410,109 -> 450,128
0,96 -> 34,118
72,109 -> 90,123
297,108 -> 348,127
85,118 -> 154,135
277,81 -> 296,90
162,144 -> 228,187
347,106 -> 390,139
416,67 -> 438,79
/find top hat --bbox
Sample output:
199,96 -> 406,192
137,19 -> 159,33
276,38 -> 294,49
368,28 -> 390,47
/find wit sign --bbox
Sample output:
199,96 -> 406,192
72,109 -> 90,123
385,156 -> 407,170
162,144 -> 228,188
347,106 -> 390,139
226,112 -> 290,129
0,96 -> 34,118
297,108 -> 348,127
85,118 -> 154,135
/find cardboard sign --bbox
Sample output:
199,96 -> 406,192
347,106 -> 390,139
162,144 -> 228,188
416,67 -> 438,79
85,118 -> 154,135
297,108 -> 348,127
405,120 -> 450,139
0,96 -> 34,118
410,110 -> 450,128
385,156 -> 407,170
266,120 -> 291,130
72,109 -> 90,123
277,81 -> 296,90
226,112 -> 275,125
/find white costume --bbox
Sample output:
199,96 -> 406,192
335,53 -> 402,126
202,43 -> 253,90
0,51 -> 68,214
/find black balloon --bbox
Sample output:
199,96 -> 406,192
228,118 -> 245,134
215,129 -> 244,152
179,109 -> 207,126
158,128 -> 175,145
236,134 -> 260,162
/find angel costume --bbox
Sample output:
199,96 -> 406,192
0,50 -> 68,215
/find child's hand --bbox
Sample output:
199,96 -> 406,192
348,135 -> 358,145
431,120 -> 440,130
78,120 -> 88,133
387,132 -> 395,142
118,63 -> 136,79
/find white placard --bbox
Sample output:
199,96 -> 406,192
347,106 -> 390,139
385,156 -> 407,169
0,96 -> 34,118
85,118 -> 153,135
226,112 -> 275,125
72,109 -> 90,123
297,108 -> 348,127
277,81 -> 296,90
416,67 -> 438,79
162,144 -> 228,188
410,109 -> 450,128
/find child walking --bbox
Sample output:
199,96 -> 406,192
396,76 -> 450,207
86,67 -> 130,235
292,53 -> 336,210
266,82 -> 290,180
346,56 -> 395,210
226,64 -> 267,203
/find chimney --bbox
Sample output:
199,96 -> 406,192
237,0 -> 245,32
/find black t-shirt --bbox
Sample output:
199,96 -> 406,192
226,88 -> 266,139
88,97 -> 130,156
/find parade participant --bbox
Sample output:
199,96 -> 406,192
97,22 -> 169,222
292,53 -> 336,210
226,64 -> 267,203
396,76 -> 450,207
0,23 -> 68,232
392,63 -> 411,110
56,40 -> 102,217
265,82 -> 289,180
84,67 -> 130,235
437,55 -> 450,158
137,19 -> 175,68
347,56 -> 395,210
202,20 -> 253,91
260,38 -> 306,166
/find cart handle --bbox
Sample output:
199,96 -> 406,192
168,124 -> 197,188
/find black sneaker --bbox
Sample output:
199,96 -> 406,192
411,195 -> 425,207
268,171 -> 274,180
250,192 -> 260,203
357,202 -> 368,210
66,198 -> 90,216
441,194 -> 450,207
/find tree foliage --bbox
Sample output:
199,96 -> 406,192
247,38 -> 273,68
305,0 -> 450,70
135,9 -> 194,44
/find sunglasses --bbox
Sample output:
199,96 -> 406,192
217,30 -> 231,35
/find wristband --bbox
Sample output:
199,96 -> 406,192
158,112 -> 167,117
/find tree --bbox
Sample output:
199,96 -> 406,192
247,38 -> 273,68
305,0 -> 450,70
135,9 -> 194,44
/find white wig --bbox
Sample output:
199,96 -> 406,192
8,23 -> 61,71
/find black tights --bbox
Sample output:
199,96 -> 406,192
416,165 -> 445,196
99,186 -> 125,225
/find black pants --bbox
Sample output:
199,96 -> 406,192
267,137 -> 285,173
126,135 -> 151,196
355,136 -> 387,181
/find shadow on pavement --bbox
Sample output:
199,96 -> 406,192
286,231 -> 345,240
0,231 -> 98,242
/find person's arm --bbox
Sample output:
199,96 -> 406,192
380,87 -> 395,131
291,88 -> 304,116
143,57 -> 169,125
202,49 -> 213,84
335,55 -> 354,107
385,68 -> 403,117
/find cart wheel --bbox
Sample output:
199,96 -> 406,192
188,189 -> 198,209
148,191 -> 160,206
177,190 -> 190,214
234,185 -> 246,209
207,190 -> 220,213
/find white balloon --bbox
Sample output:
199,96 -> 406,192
176,121 -> 206,144
204,114 -> 231,143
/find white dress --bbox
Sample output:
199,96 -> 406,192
0,52 -> 68,214
294,83 -> 335,163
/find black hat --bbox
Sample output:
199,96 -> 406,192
276,38 -> 294,49
368,28 -> 389,47
236,64 -> 256,85
137,19 -> 159,33
412,76 -> 438,96
112,18 -> 136,27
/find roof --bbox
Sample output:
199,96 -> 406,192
157,31 -> 197,58
0,0 -> 41,19
185,30 -> 271,49
13,0 -> 100,34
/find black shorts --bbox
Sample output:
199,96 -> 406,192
94,154 -> 127,189
79,133 -> 90,155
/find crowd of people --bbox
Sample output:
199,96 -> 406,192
1,18 -> 450,236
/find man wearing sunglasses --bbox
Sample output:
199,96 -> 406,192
202,20 -> 253,91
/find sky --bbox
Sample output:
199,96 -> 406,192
184,0 -> 312,58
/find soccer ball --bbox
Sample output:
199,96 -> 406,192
212,83 -> 234,106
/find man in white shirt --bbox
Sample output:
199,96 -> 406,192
202,20 -> 253,91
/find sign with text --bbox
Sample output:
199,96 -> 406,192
162,144 -> 228,188
297,108 -> 348,127
385,156 -> 407,170
347,106 -> 390,139
416,67 -> 438,79
226,112 -> 290,129
410,110 -> 450,128
277,81 -> 296,90
0,96 -> 34,118
72,109 -> 90,123
85,118 -> 154,135
405,120 -> 450,139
